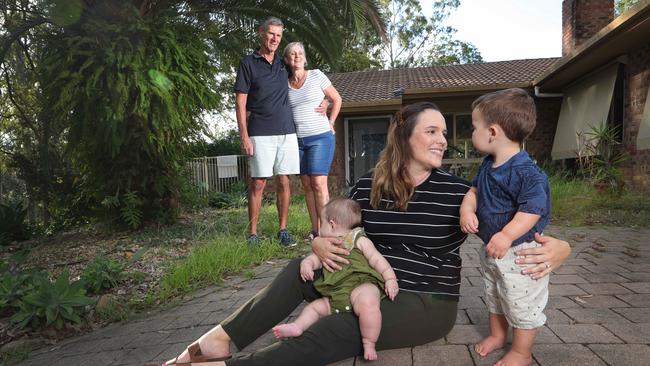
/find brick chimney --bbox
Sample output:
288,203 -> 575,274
562,0 -> 615,56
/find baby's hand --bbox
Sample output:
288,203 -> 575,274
384,278 -> 399,301
486,232 -> 511,259
460,212 -> 479,234
300,260 -> 315,282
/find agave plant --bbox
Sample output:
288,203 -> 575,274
12,270 -> 95,329
582,124 -> 629,190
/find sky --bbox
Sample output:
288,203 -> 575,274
425,0 -> 563,62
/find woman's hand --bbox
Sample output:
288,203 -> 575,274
515,233 -> 571,280
312,236 -> 349,272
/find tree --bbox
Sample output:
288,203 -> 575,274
1,0 -> 386,228
190,129 -> 242,158
615,0 -> 640,15
0,1 -> 78,228
335,0 -> 483,71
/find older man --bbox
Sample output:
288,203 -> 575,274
234,17 -> 298,247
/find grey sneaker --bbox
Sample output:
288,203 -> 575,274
277,229 -> 296,247
247,234 -> 260,246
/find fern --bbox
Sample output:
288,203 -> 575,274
121,191 -> 143,229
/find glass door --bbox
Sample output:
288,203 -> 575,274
346,117 -> 390,185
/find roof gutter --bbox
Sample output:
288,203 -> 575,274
534,86 -> 563,98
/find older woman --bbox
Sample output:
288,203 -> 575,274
283,42 -> 342,241
163,102 -> 570,366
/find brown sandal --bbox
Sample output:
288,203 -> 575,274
160,342 -> 232,366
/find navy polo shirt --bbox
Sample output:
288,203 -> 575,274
234,51 -> 295,136
472,150 -> 551,247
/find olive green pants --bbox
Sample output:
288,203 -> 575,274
222,258 -> 458,366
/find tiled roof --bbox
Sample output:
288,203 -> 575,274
328,58 -> 560,103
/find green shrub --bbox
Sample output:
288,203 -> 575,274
0,201 -> 29,246
0,271 -> 40,315
11,270 -> 95,329
101,191 -> 144,229
80,257 -> 125,294
207,181 -> 247,209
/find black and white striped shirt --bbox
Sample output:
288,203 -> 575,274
350,169 -> 470,299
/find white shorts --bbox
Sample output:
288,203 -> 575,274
249,134 -> 300,178
480,240 -> 549,329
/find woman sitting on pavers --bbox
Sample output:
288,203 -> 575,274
162,102 -> 571,366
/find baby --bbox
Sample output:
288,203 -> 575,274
272,198 -> 399,360
461,88 -> 551,366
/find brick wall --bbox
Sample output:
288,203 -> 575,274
562,0 -> 614,56
622,41 -> 650,190
527,98 -> 562,163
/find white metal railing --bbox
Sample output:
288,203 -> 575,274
188,155 -> 249,196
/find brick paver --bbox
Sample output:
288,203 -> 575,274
11,226 -> 650,366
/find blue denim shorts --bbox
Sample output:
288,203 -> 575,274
298,131 -> 335,175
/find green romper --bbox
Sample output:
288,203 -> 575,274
314,227 -> 386,313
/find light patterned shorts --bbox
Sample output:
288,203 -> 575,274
480,241 -> 549,329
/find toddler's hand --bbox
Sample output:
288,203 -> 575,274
384,278 -> 399,301
460,212 -> 479,234
300,261 -> 315,282
486,232 -> 511,259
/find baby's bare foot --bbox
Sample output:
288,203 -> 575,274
272,323 -> 303,338
494,349 -> 532,366
474,335 -> 505,357
364,346 -> 377,361
362,339 -> 378,361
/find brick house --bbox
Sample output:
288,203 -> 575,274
325,0 -> 650,193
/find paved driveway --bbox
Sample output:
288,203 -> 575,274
14,226 -> 650,366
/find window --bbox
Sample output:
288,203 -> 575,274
442,113 -> 481,159
346,116 -> 390,185
607,64 -> 625,142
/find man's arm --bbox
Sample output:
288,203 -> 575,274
235,92 -> 253,156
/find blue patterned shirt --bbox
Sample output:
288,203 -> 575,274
472,150 -> 550,246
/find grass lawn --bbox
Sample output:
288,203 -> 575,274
152,201 -> 313,303
549,175 -> 650,227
